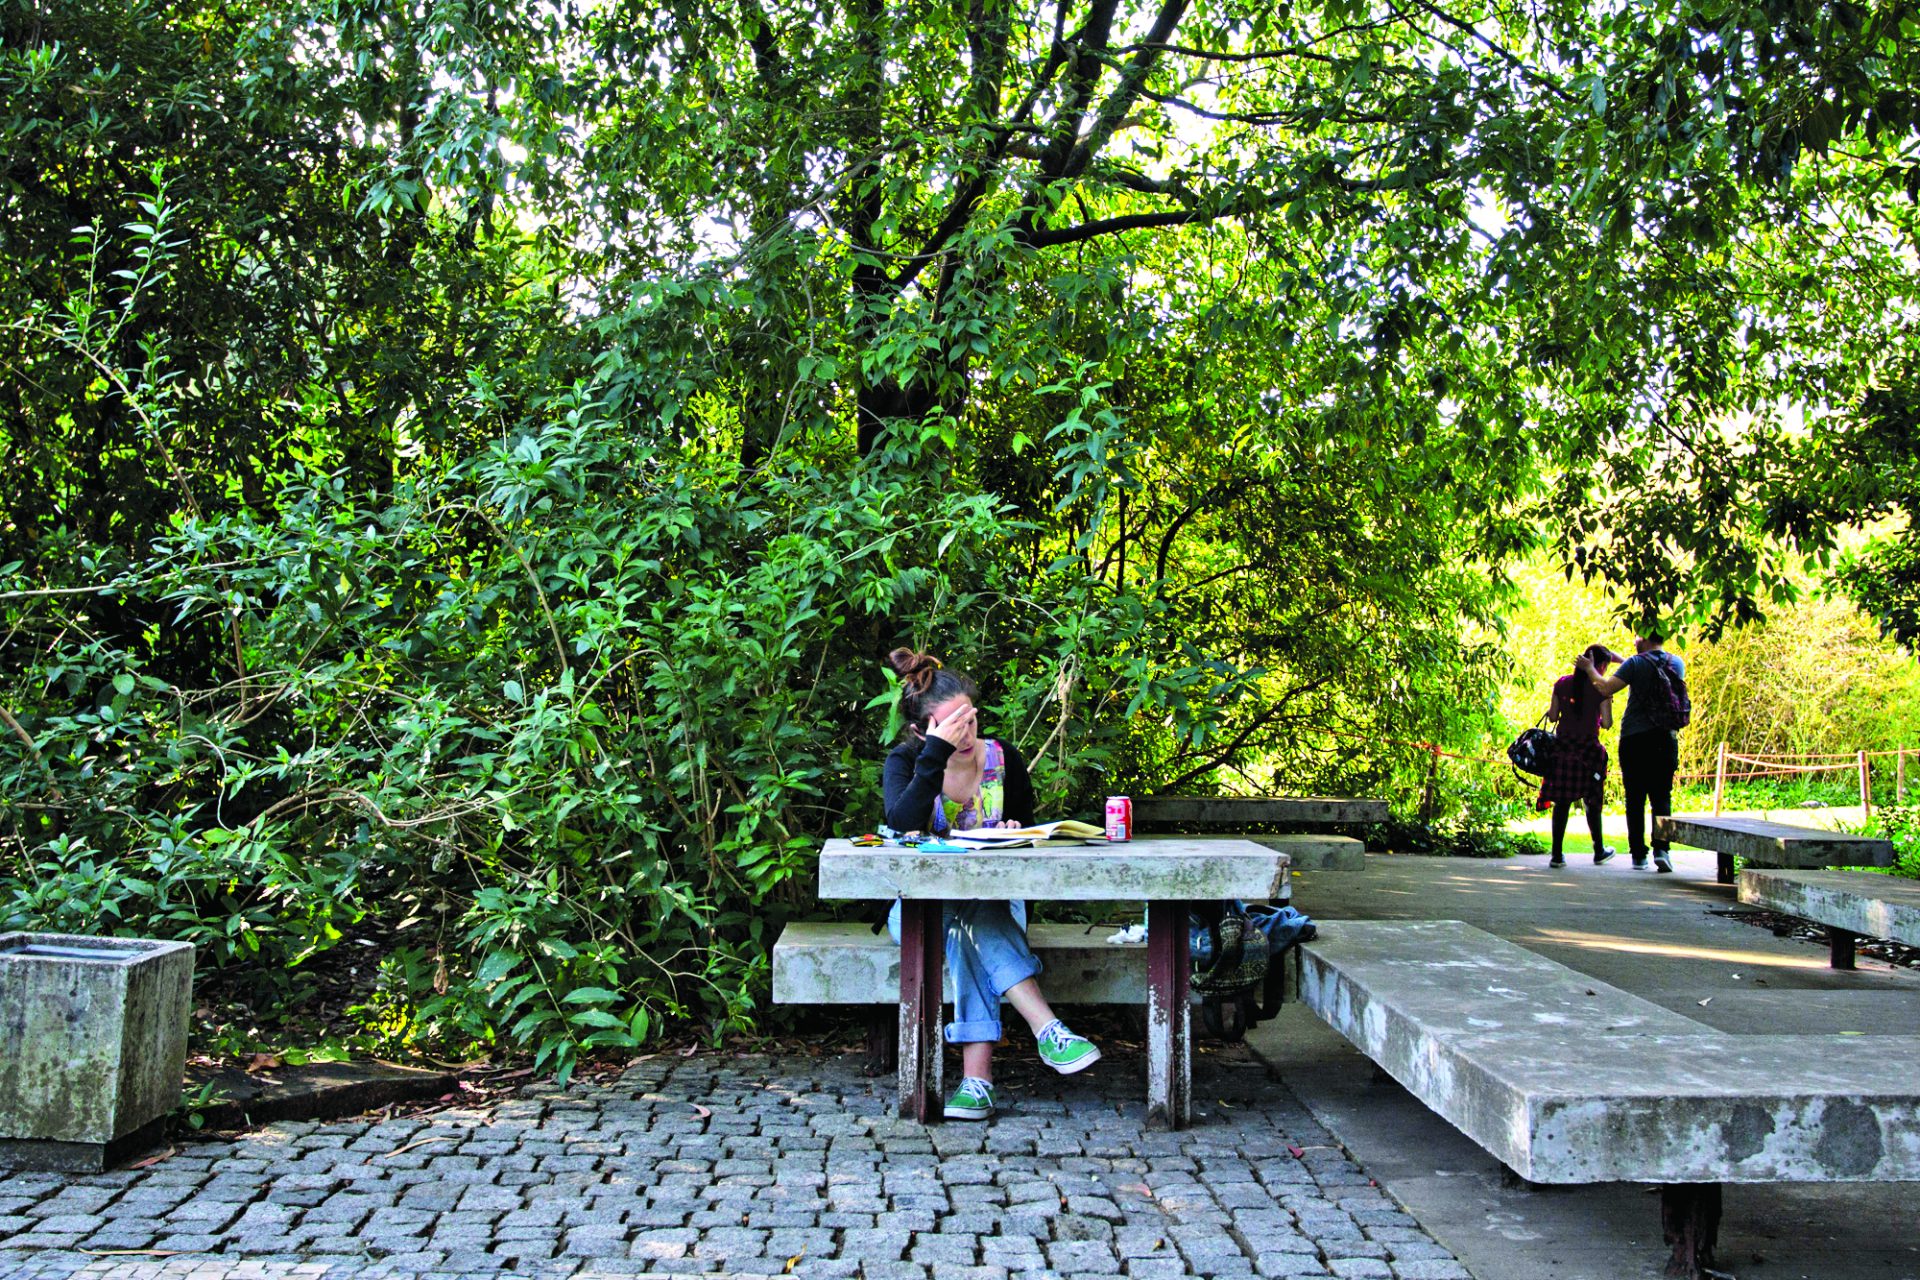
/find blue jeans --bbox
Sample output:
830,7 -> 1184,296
888,899 -> 1044,1044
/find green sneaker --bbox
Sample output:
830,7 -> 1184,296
944,1076 -> 995,1120
1037,1020 -> 1102,1074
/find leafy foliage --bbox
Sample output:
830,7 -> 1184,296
7,0 -> 1920,1068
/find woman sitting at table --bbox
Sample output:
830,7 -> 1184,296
881,647 -> 1101,1120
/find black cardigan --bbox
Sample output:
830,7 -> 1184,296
882,735 -> 1036,833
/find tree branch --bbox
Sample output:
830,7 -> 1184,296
1162,675 -> 1336,790
1062,0 -> 1192,178
1019,206 -> 1227,247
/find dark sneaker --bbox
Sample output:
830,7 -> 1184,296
1654,853 -> 1674,874
943,1077 -> 995,1121
1037,1021 -> 1101,1074
1594,846 -> 1617,865
1549,855 -> 1567,868
1631,853 -> 1648,869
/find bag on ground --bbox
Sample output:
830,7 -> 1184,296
1189,901 -> 1319,1035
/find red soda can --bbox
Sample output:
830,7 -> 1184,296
1104,795 -> 1132,842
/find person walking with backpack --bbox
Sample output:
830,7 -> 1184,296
1576,633 -> 1690,872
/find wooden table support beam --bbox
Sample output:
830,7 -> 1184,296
1145,899 -> 1191,1131
897,900 -> 944,1123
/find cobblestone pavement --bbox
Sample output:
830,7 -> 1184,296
0,1042 -> 1470,1280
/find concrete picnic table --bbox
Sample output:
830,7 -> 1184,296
815,835 -> 1290,1131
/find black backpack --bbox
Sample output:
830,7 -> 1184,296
1189,901 -> 1318,1041
1646,653 -> 1691,731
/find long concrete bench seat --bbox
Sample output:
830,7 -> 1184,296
774,920 -> 1149,1075
1134,798 -> 1378,872
1739,867 -> 1920,969
1657,815 -> 1895,884
774,920 -> 1150,1006
1300,919 -> 1920,1277
774,916 -> 1304,1069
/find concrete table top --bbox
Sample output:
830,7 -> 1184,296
816,836 -> 1288,901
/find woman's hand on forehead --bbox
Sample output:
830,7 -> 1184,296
926,699 -> 977,745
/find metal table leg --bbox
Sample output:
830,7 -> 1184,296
897,898 -> 944,1123
1145,898 -> 1191,1130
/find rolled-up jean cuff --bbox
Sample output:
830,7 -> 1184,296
945,1017 -> 1004,1044
982,950 -> 1044,999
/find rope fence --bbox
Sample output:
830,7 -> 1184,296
1299,725 -> 1915,820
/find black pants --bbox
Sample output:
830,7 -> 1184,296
1551,796 -> 1605,858
1619,730 -> 1678,856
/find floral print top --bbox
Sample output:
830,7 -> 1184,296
929,739 -> 1006,834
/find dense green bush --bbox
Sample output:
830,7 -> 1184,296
1862,806 -> 1920,881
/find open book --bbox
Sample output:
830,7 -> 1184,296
939,819 -> 1107,848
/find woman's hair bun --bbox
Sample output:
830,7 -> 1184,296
886,647 -> 945,696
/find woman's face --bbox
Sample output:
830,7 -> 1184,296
926,694 -> 978,757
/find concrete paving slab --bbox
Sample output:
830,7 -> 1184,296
1251,851 -> 1920,1280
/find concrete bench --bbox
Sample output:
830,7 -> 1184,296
1299,918 -> 1920,1277
1657,816 -> 1896,885
773,911 -> 1305,1074
1738,868 -> 1920,970
775,919 -> 1145,1074
1135,797 -> 1381,872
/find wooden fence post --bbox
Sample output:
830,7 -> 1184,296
1712,742 -> 1728,816
1420,744 -> 1440,825
1858,749 -> 1871,818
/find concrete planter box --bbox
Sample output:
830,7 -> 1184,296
0,932 -> 193,1171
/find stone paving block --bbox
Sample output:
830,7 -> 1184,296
908,1235 -> 978,1265
1384,1262 -> 1470,1280
25,1216 -> 103,1237
150,1232 -> 224,1252
1327,1261 -> 1391,1280
1043,1241 -> 1118,1272
857,1264 -> 931,1280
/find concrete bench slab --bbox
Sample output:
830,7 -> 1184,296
1739,868 -> 1920,970
1299,919 -> 1920,1180
1657,815 -> 1894,885
1137,796 -> 1388,828
1299,918 -> 1920,1274
1174,832 -> 1365,874
773,920 -> 1149,1005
